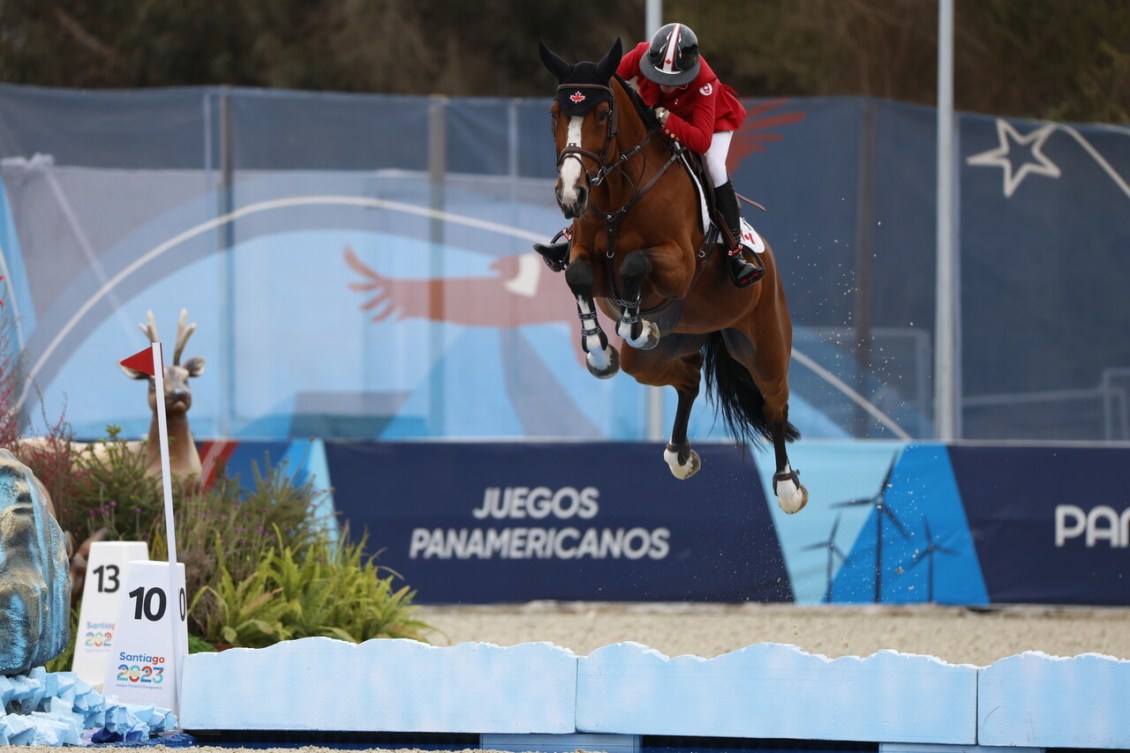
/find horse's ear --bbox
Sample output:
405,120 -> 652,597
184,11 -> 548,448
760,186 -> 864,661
596,37 -> 623,82
538,40 -> 572,81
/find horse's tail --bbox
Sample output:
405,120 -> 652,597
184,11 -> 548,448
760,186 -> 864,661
702,332 -> 800,446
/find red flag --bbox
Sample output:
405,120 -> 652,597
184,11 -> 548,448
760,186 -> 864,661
120,345 -> 158,376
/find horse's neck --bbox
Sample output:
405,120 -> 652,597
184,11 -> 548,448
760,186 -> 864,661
601,83 -> 667,196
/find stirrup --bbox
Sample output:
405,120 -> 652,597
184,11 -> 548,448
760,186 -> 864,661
727,246 -> 763,288
534,228 -> 572,272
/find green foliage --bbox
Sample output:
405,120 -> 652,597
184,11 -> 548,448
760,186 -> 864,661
192,527 -> 429,649
5,401 -> 432,652
146,455 -> 328,638
72,426 -> 164,544
0,0 -> 1127,120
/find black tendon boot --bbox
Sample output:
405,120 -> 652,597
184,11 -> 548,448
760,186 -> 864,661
714,181 -> 763,288
534,228 -> 572,272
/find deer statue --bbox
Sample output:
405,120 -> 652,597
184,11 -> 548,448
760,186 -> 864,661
119,309 -> 205,482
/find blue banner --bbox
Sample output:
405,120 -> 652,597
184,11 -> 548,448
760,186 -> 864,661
324,441 -> 792,603
949,445 -> 1130,605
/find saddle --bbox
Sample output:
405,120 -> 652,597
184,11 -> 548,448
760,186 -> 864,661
679,149 -> 766,257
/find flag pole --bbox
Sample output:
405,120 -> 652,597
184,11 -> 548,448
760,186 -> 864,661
150,342 -> 178,567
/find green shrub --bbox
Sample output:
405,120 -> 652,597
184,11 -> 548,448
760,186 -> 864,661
144,455 -> 324,637
192,526 -> 430,648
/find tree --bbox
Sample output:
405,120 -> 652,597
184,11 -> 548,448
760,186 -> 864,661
0,0 -> 1126,122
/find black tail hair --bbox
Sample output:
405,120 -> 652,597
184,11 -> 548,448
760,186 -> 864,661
702,331 -> 800,446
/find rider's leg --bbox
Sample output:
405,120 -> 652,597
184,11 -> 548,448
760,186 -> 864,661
705,132 -> 763,288
534,226 -> 572,272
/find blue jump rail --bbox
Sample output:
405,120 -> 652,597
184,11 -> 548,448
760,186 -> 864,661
178,637 -> 1130,751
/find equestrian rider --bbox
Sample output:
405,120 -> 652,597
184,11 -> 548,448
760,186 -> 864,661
536,22 -> 763,288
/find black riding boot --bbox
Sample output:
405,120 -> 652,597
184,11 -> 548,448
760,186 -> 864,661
534,228 -> 571,272
714,181 -> 763,288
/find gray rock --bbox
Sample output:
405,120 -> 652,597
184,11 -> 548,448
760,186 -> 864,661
0,449 -> 71,675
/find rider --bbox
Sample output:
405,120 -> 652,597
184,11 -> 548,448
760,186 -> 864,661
536,22 -> 763,288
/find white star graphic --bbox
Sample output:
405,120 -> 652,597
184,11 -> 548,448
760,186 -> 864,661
966,119 -> 1062,198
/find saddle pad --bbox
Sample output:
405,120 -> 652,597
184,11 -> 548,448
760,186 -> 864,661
678,154 -> 765,255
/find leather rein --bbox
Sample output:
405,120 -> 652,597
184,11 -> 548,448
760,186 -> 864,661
553,76 -> 687,307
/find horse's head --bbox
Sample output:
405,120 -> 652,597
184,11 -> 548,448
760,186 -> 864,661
538,38 -> 622,219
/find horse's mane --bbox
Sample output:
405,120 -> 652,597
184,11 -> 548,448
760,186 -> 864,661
611,73 -> 662,134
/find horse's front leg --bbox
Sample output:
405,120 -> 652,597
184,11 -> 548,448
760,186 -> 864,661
615,250 -> 660,351
565,257 -> 620,379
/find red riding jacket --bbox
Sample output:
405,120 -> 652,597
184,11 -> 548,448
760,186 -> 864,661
617,41 -> 747,154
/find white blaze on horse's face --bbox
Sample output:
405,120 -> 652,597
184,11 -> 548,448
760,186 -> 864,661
556,115 -> 587,217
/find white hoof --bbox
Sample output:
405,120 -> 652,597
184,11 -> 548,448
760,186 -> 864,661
776,481 -> 809,514
618,320 -> 660,350
663,446 -> 701,480
586,345 -> 620,379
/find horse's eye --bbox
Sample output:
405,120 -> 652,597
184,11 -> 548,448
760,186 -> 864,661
596,109 -> 610,123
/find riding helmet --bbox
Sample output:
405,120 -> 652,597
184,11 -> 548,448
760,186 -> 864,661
642,23 -> 701,87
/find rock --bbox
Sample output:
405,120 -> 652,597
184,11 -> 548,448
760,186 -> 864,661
0,449 -> 71,675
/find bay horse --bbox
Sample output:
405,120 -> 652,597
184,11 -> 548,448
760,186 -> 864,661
538,38 -> 808,514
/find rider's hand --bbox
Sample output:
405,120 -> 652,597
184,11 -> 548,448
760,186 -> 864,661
653,107 -> 670,126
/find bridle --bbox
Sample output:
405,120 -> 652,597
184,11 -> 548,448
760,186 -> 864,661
553,76 -> 682,254
552,75 -> 690,312
553,83 -> 620,187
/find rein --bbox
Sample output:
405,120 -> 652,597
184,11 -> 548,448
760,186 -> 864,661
555,77 -> 686,306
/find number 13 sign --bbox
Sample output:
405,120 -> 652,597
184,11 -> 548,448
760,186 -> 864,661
71,542 -> 149,686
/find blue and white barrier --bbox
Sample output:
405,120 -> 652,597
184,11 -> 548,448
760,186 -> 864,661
179,638 -> 1130,751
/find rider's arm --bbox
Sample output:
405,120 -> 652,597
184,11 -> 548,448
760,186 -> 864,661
661,81 -> 718,154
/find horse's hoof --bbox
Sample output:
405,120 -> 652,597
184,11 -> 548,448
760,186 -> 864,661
774,469 -> 808,514
587,346 -> 620,379
663,445 -> 701,480
637,321 -> 660,351
619,320 -> 660,351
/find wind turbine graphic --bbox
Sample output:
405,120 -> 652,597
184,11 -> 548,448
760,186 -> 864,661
908,517 -> 958,603
832,458 -> 911,602
803,513 -> 849,603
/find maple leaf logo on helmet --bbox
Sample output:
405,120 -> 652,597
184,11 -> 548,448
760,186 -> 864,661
569,91 -> 586,103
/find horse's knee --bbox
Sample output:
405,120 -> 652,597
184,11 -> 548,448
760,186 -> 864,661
620,250 -> 651,290
565,258 -> 594,298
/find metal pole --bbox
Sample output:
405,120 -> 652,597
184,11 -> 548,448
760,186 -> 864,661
645,0 -> 662,37
428,96 -> 447,436
218,88 -> 235,438
854,100 -> 878,437
934,0 -> 958,441
643,0 -> 665,440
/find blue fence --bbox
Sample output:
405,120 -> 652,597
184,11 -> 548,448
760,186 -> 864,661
1,85 -> 1128,443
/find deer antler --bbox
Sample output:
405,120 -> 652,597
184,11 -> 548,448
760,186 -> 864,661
173,308 -> 196,366
138,310 -> 159,344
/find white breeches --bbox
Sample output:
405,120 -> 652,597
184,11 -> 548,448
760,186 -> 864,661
704,130 -> 734,187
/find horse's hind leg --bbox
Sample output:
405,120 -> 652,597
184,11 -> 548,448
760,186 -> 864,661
620,336 -> 704,480
769,407 -> 807,514
565,257 -> 619,378
721,327 -> 809,514
614,250 -> 660,351
663,369 -> 702,479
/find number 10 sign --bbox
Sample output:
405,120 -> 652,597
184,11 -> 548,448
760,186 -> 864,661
103,559 -> 189,716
